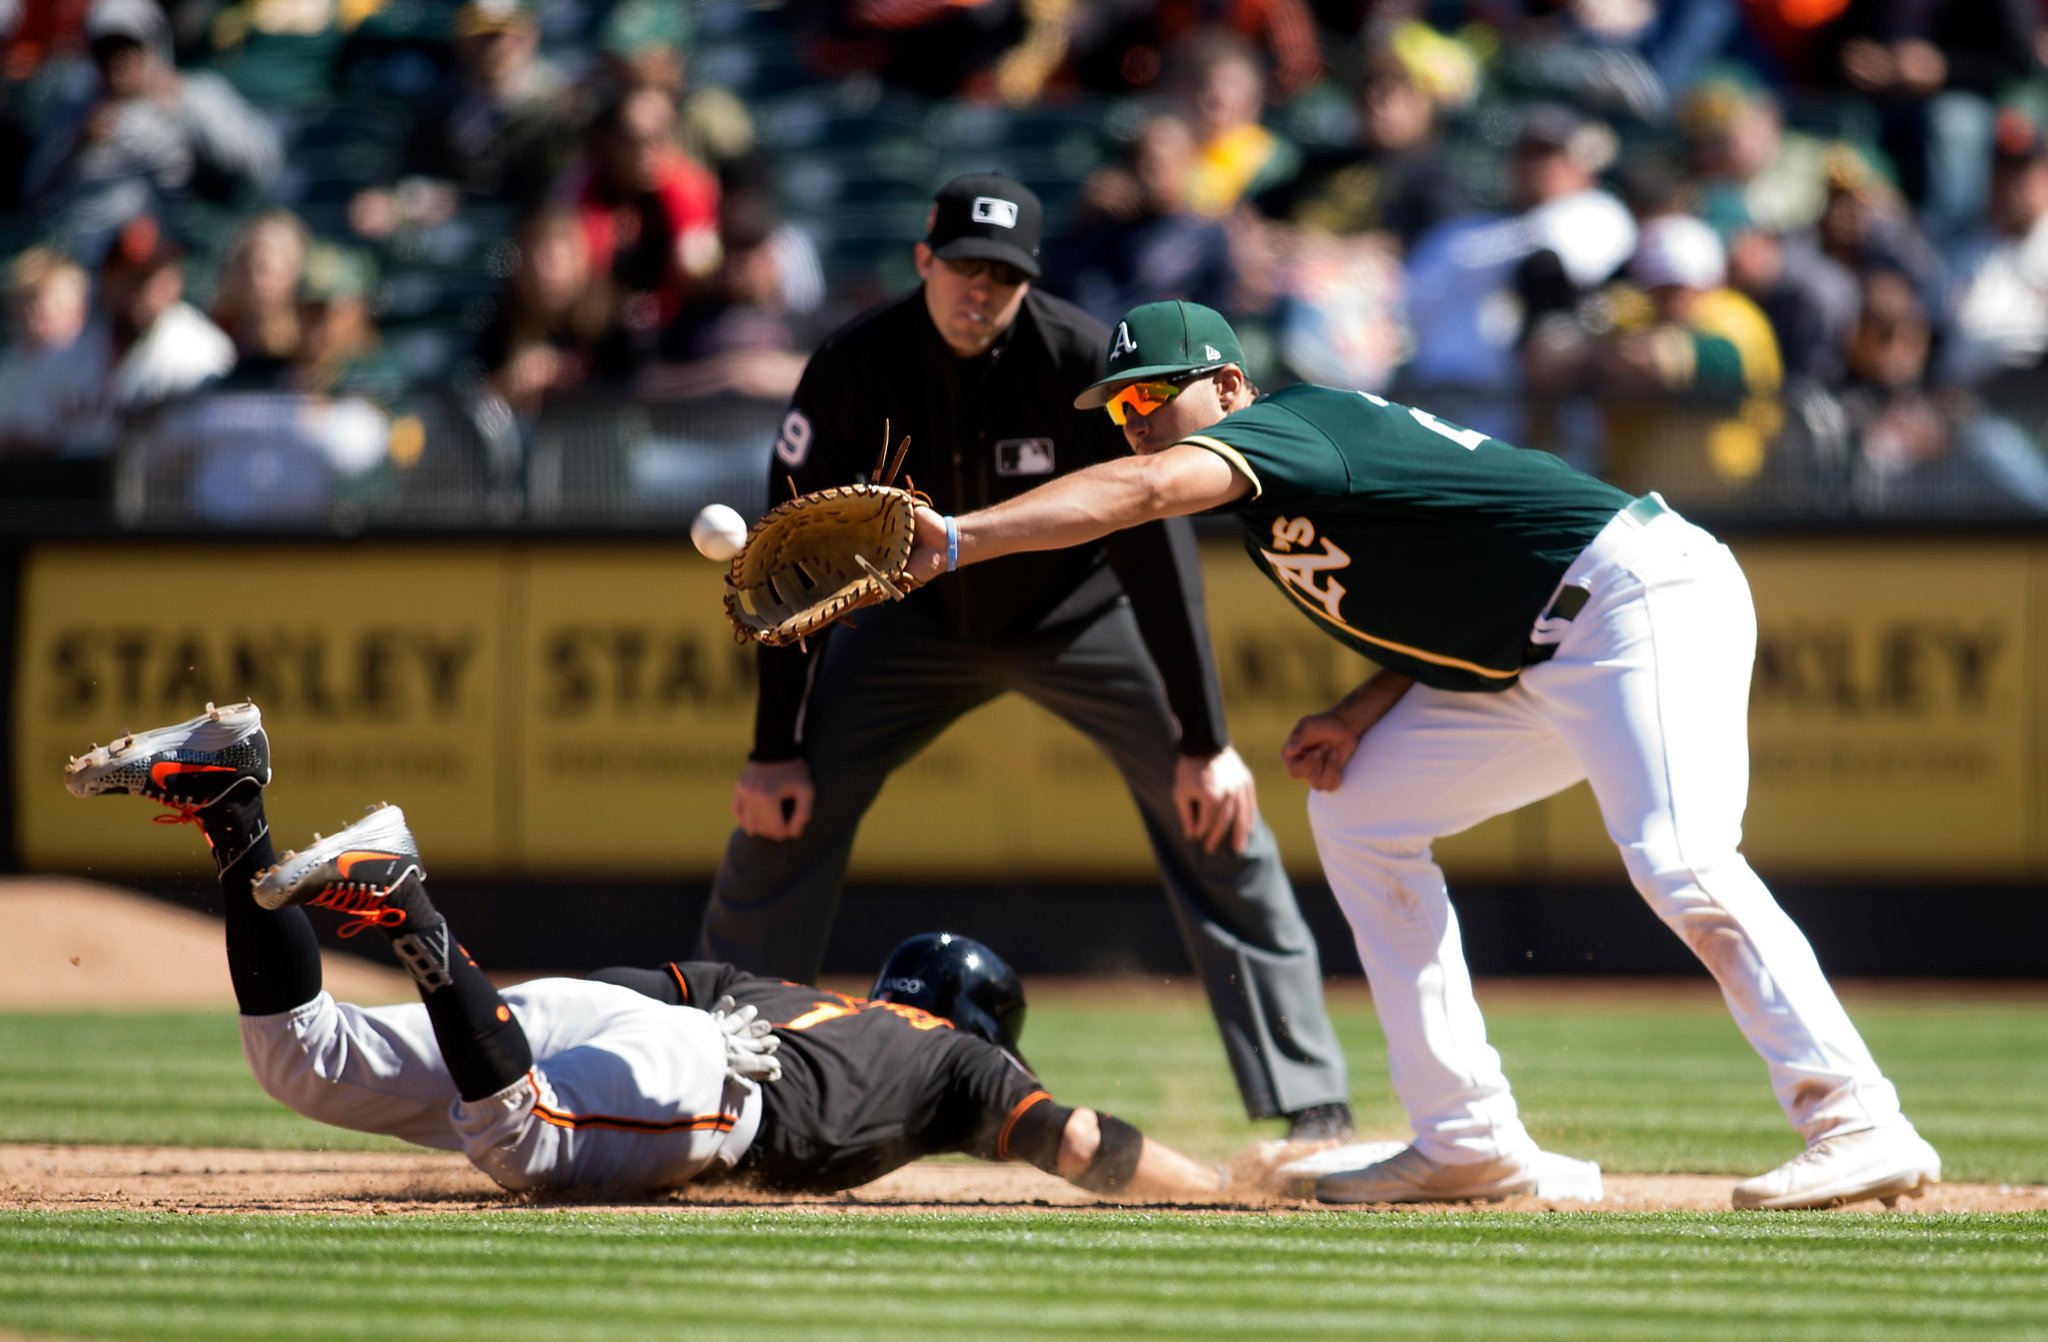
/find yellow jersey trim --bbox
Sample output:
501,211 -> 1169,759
1272,580 -> 1522,680
1180,435 -> 1263,500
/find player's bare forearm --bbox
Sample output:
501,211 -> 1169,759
1124,1135 -> 1227,1201
1330,668 -> 1416,737
908,444 -> 1245,582
1056,1107 -> 1222,1202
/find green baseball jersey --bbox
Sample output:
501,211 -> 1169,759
1182,384 -> 1634,691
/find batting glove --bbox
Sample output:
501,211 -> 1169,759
710,995 -> 783,1083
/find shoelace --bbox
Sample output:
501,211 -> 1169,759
308,884 -> 407,938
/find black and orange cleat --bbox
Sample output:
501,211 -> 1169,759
252,802 -> 425,937
63,702 -> 271,820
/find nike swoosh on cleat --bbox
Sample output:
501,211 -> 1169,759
149,761 -> 237,788
336,850 -> 402,877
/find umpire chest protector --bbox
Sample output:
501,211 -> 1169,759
780,287 -> 1129,641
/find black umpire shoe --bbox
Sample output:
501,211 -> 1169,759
1284,1102 -> 1356,1144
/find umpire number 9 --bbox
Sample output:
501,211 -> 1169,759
775,409 -> 813,468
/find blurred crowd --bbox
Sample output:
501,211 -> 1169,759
4,0 -> 2048,521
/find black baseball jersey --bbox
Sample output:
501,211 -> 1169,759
1184,384 -> 1634,692
750,285 -> 1230,759
663,961 -> 1047,1193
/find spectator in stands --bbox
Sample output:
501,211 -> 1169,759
718,156 -> 826,322
638,174 -> 821,403
1825,0 -> 2035,241
0,246 -> 90,455
1253,46 -> 1467,253
803,0 -> 1114,105
286,244 -> 403,404
1236,44 -> 1468,395
1479,0 -> 1670,126
1045,112 -> 1234,327
1805,143 -> 1945,312
1844,266 -> 2048,514
25,0 -> 280,261
1,0 -> 90,81
196,0 -> 359,113
1590,214 -> 1785,503
349,0 -> 582,240
1681,71 -> 1831,239
38,214 -> 234,456
1401,103 -> 1635,436
589,0 -> 754,170
210,207 -> 309,366
1172,31 -> 1299,219
1063,0 -> 1322,101
1940,108 -> 2048,385
1724,211 -> 1859,389
561,84 -> 720,358
476,205 -> 627,419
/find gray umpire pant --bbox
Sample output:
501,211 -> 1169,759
696,597 -> 1350,1120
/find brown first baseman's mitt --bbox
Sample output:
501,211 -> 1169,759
723,426 -> 923,648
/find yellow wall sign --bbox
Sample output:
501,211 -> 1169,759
13,538 -> 2044,880
14,546 -> 508,871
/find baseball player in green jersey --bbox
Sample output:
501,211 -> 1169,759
903,300 -> 1942,1211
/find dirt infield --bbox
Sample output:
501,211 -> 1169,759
5,877 -> 2044,1217
4,1143 -> 2043,1215
1,877 -> 414,1009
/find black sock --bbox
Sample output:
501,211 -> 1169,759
203,781 -> 323,1017
374,873 -> 533,1102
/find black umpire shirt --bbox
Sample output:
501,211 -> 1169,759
751,284 -> 1231,762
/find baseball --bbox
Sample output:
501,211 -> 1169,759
690,504 -> 749,562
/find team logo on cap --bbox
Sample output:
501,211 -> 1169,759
1110,322 -> 1138,357
971,196 -> 1020,228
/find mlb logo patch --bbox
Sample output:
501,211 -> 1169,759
971,196 -> 1020,228
995,437 -> 1055,475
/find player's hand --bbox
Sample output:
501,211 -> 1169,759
906,503 -> 950,586
709,995 -> 782,1083
1174,747 -> 1258,856
732,758 -> 815,840
1281,714 -> 1359,792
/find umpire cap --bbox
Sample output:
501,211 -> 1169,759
926,172 -> 1044,279
870,932 -> 1029,1067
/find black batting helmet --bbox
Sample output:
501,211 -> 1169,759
869,932 -> 1028,1066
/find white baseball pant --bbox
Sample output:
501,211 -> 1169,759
239,978 -> 762,1195
1309,503 -> 1906,1164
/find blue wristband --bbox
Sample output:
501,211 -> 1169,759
944,515 -> 959,573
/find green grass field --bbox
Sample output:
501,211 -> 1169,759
3,984 -> 2045,1341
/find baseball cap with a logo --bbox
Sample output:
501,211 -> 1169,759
1073,300 -> 1246,409
926,171 -> 1043,279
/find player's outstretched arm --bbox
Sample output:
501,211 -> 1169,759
1057,1107 -> 1223,1202
906,443 -> 1247,583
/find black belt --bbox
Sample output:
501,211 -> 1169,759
1521,494 -> 1669,666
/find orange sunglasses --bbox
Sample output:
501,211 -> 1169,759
1103,368 -> 1220,426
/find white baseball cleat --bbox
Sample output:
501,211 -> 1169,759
63,701 -> 270,811
1314,1142 -> 1602,1205
1731,1122 -> 1941,1210
252,802 -> 423,919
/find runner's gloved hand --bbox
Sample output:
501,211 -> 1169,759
709,995 -> 783,1083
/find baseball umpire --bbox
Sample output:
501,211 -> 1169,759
698,171 -> 1353,1142
64,703 -> 1226,1201
903,299 -> 1942,1211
